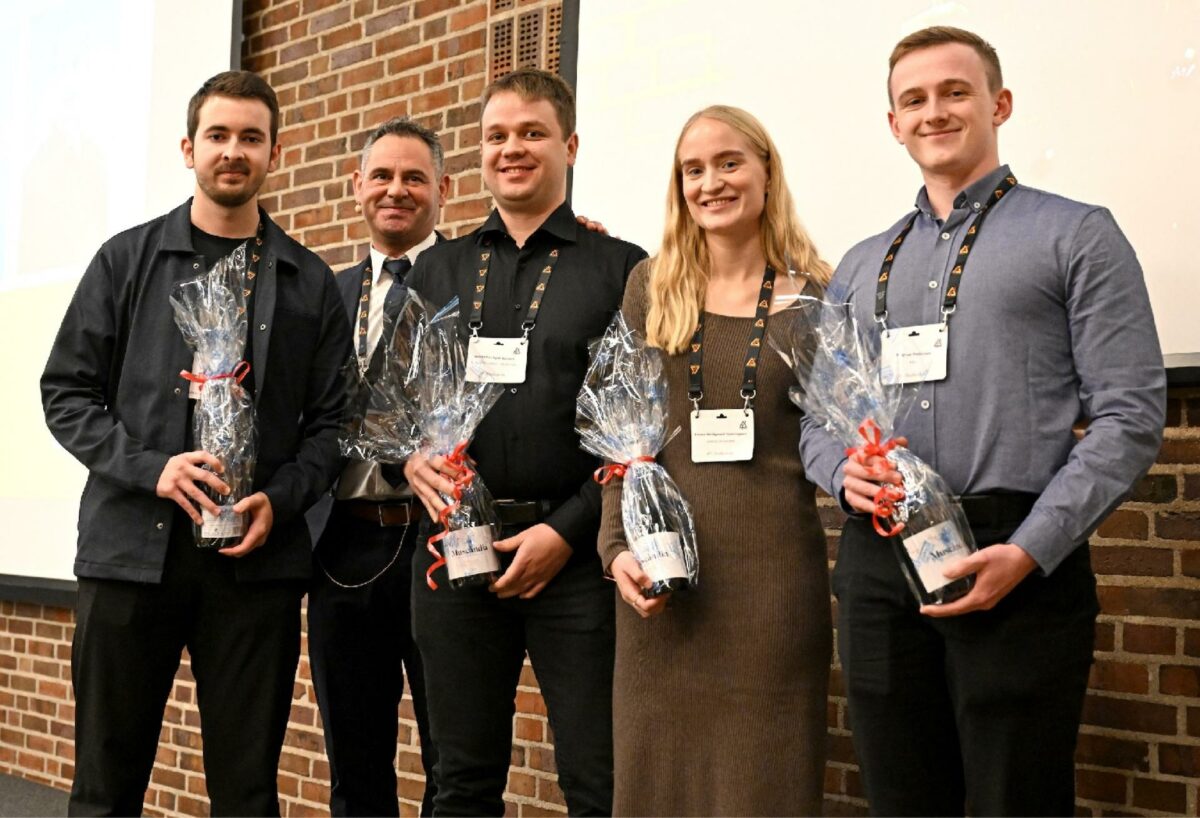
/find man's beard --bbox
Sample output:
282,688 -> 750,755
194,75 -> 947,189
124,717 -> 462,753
197,164 -> 264,208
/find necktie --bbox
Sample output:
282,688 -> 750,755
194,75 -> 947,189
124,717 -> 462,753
369,257 -> 412,381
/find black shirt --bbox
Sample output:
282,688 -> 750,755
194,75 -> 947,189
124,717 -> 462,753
406,202 -> 647,554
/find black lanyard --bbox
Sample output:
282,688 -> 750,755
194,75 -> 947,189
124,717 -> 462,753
467,240 -> 561,338
874,173 -> 1017,324
356,256 -> 411,362
237,220 -> 265,319
688,266 -> 776,411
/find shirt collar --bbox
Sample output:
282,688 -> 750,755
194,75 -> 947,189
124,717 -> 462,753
370,229 -> 437,283
161,198 -> 302,271
477,200 -> 578,245
914,164 -> 1013,218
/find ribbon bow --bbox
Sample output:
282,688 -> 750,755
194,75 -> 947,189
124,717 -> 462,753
180,361 -> 251,389
593,456 -> 657,485
425,440 -> 477,590
845,419 -> 906,538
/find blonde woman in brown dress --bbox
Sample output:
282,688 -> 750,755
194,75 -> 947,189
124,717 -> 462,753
598,105 -> 834,816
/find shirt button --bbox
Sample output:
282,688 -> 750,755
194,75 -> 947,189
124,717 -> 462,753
509,387 -> 518,394
156,522 -> 165,530
928,280 -> 938,289
514,303 -> 521,310
174,387 -> 182,395
973,202 -> 982,210
193,262 -> 200,269
920,399 -> 931,410
260,323 -> 267,331
940,232 -> 951,240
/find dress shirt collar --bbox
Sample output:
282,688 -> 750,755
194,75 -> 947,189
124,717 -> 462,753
369,229 -> 437,284
914,164 -> 1014,219
477,200 -> 579,246
160,198 -> 306,273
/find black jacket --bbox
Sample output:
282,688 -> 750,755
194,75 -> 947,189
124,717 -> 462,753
41,200 -> 353,583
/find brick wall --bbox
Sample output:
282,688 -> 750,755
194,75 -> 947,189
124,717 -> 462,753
1,1 -> 1197,815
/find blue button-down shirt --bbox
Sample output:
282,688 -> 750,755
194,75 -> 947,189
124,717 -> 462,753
799,165 -> 1165,573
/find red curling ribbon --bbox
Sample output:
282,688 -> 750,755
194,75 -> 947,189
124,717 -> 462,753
180,360 -> 251,390
844,419 -> 906,537
593,455 -> 657,485
425,440 -> 476,590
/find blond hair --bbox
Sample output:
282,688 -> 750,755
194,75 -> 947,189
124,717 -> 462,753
645,105 -> 833,354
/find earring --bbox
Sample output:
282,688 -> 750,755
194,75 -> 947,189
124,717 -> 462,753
354,203 -> 362,212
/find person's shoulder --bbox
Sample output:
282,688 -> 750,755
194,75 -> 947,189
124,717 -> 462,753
1008,183 -> 1111,226
577,227 -> 647,262
419,228 -> 480,265
98,208 -> 174,257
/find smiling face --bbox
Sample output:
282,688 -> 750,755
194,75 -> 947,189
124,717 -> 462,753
353,134 -> 449,256
183,94 -> 279,209
480,90 -> 577,218
887,42 -> 1011,184
677,116 -> 769,241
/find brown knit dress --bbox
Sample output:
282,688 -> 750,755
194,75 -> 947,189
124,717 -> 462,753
598,261 -> 832,817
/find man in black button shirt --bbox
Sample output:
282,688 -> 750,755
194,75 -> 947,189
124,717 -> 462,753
306,117 -> 449,818
41,71 -> 351,816
404,69 -> 646,816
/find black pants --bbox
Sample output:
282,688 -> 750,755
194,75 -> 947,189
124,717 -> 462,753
70,522 -> 303,817
834,515 -> 1099,817
309,504 -> 438,817
412,525 -> 615,817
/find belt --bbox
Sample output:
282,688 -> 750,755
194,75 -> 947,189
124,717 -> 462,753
337,498 -> 418,527
955,492 -> 1038,533
494,499 -> 556,527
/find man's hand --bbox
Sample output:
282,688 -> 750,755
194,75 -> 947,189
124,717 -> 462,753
156,450 -> 230,524
610,551 -> 670,618
920,543 -> 1037,617
219,492 -> 274,558
404,451 -> 460,522
840,437 -> 908,515
490,523 -> 572,600
575,214 -> 611,236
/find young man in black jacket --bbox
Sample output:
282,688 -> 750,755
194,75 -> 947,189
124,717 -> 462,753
41,71 -> 352,817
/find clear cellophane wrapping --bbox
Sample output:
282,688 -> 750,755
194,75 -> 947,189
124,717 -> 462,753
576,311 -> 698,586
772,296 -> 974,557
169,244 -> 257,548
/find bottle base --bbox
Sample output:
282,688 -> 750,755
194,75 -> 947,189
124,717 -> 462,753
923,575 -> 975,606
642,577 -> 691,598
449,571 -> 496,590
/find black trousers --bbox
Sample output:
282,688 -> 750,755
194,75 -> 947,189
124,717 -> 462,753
70,520 -> 304,817
412,524 -> 615,817
834,515 -> 1099,817
309,504 -> 438,817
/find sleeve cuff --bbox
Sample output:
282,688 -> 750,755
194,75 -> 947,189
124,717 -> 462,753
1008,509 -> 1079,575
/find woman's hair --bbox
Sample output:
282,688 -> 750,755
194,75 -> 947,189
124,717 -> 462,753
645,105 -> 833,354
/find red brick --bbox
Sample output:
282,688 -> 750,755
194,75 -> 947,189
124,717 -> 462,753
1156,511 -> 1200,540
261,2 -> 301,29
341,62 -> 386,88
414,0 -> 460,17
1081,694 -> 1177,734
448,54 -> 487,82
450,5 -> 488,31
1160,664 -> 1200,696
445,150 -> 481,175
1186,628 -> 1200,657
388,45 -> 436,75
1158,742 -> 1200,776
438,29 -> 487,60
1184,548 -> 1200,579
443,198 -> 491,223
1122,623 -> 1175,654
331,42 -> 373,70
364,101 -> 409,128
1183,473 -> 1200,500
375,75 -> 422,102
279,37 -> 318,64
423,17 -> 448,39
304,136 -> 346,162
507,771 -> 536,797
1131,777 -> 1186,812
299,75 -> 340,102
1165,398 -> 1183,427
1091,545 -> 1171,576
321,22 -> 362,50
309,4 -> 350,34
1099,585 -> 1200,619
1157,438 -> 1200,463
270,62 -> 309,87
1095,510 -> 1149,540
536,776 -> 566,806
1128,473 -> 1177,503
1075,768 -> 1127,802
377,26 -> 422,56
366,7 -> 412,36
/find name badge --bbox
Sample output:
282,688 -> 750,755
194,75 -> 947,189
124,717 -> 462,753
466,336 -> 528,383
881,322 -> 948,385
690,409 -> 754,462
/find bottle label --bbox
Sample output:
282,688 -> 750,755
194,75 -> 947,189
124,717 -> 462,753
902,520 -> 972,592
201,506 -> 245,539
631,531 -> 689,583
443,525 -> 500,580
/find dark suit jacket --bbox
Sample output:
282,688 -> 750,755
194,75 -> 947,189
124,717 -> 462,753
41,200 -> 353,583
305,232 -> 445,544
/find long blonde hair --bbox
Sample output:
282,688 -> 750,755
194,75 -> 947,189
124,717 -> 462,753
645,105 -> 833,354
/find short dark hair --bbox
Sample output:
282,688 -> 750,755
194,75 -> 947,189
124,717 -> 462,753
481,68 -> 576,137
888,26 -> 1003,107
360,117 -> 445,177
187,70 -> 280,146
